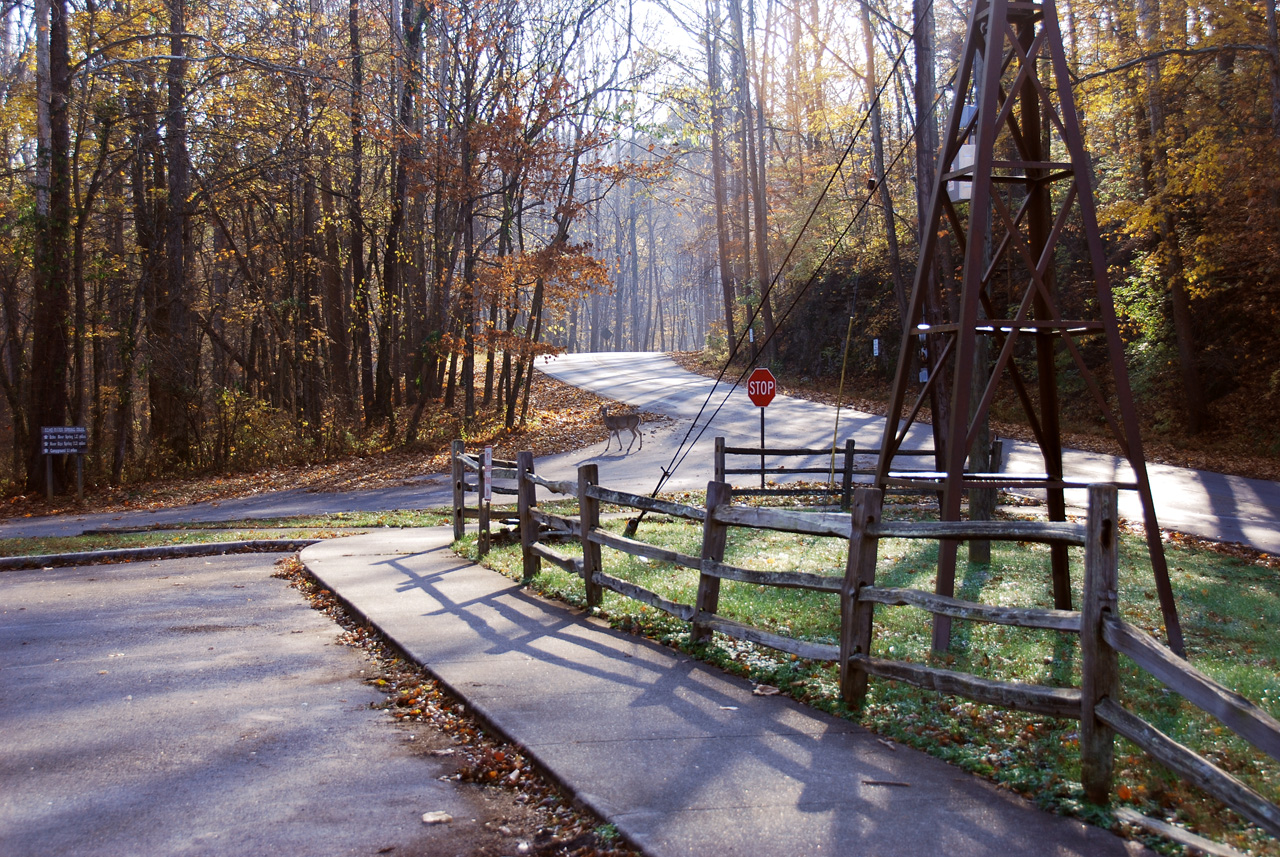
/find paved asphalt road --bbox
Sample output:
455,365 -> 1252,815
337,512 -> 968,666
0,553 -> 518,857
536,352 -> 1280,555
3,351 -> 1279,555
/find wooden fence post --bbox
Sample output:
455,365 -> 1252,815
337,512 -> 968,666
1080,483 -> 1120,804
477,448 -> 490,557
840,439 -> 856,510
451,440 -> 465,540
840,487 -> 884,707
517,451 -> 540,583
693,480 -> 733,642
578,463 -> 603,609
714,437 -> 726,484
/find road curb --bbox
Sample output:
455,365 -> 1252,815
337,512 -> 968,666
0,539 -> 322,571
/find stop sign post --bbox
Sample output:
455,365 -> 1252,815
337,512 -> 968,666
746,368 -> 776,489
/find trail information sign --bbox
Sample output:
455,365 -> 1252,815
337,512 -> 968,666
42,426 -> 88,455
41,426 -> 88,502
746,368 -> 776,407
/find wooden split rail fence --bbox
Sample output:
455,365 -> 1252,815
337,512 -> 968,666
713,436 -> 938,506
451,439 -> 519,556
713,436 -> 1001,507
450,445 -> 1280,835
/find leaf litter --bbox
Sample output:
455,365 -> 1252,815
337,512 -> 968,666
274,556 -> 639,857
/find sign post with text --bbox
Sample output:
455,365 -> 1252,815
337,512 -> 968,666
41,427 -> 88,502
746,368 -> 777,489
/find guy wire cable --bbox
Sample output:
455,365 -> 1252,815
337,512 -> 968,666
632,4 -> 955,520
640,21 -> 954,513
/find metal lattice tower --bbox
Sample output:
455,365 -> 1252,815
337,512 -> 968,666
873,0 -> 1185,655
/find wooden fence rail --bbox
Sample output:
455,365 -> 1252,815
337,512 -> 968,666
449,444 -> 1280,839
712,435 -> 950,507
715,436 -> 859,506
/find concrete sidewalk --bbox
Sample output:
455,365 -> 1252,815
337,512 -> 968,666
301,528 -> 1150,857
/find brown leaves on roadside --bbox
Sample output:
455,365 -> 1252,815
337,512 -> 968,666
275,553 -> 639,857
3,370 -> 630,519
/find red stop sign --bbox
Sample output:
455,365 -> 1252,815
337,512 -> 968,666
746,367 -> 777,407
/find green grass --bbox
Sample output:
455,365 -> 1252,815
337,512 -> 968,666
96,510 -> 454,531
460,500 -> 1280,856
0,509 -> 453,557
0,528 -> 347,557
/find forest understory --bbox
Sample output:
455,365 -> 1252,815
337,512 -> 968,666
11,349 -> 1280,524
1,370 -> 627,520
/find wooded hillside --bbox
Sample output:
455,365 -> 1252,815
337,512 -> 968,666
2,0 -> 1278,492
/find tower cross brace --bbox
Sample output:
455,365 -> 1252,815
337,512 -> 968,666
873,0 -> 1185,656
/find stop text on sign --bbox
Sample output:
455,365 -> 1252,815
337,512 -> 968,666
746,367 -> 777,407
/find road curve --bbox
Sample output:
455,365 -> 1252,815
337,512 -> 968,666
538,351 -> 1280,556
4,351 -> 1280,558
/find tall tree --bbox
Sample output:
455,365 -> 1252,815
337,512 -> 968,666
26,0 -> 72,491
862,0 -> 906,319
145,0 -> 197,462
1139,0 -> 1206,432
707,0 -> 738,354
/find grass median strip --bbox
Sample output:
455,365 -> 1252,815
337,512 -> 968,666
1,529 -> 339,559
460,497 -> 1280,857
0,510 -> 453,561
78,509 -> 453,535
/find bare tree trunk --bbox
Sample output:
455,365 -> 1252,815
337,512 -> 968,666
909,0 -> 953,464
460,127 -> 477,420
1137,0 -> 1205,433
348,0 -> 375,423
707,0 -> 737,354
628,172 -> 640,351
298,49 -> 323,434
613,201 -> 624,351
862,0 -> 907,319
730,32 -> 754,360
35,0 -> 49,222
912,0 -> 937,249
167,0 -> 192,447
733,0 -> 776,362
646,198 -> 659,349
70,104 -> 113,431
376,0 -> 427,427
1269,0 -> 1280,138
26,0 -> 71,491
140,0 -> 197,464
320,161 -> 352,416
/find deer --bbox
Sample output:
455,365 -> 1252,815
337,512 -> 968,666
600,405 -> 643,453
